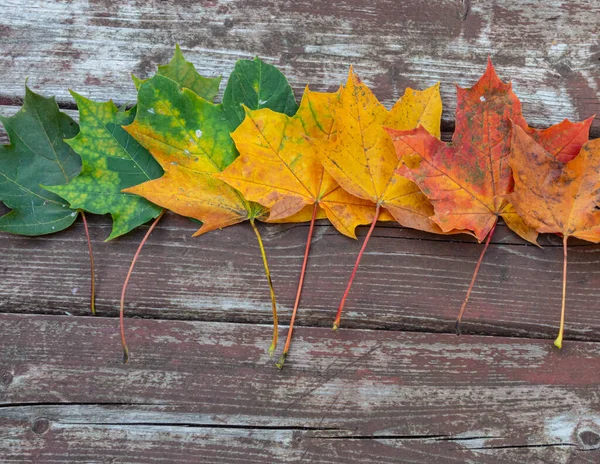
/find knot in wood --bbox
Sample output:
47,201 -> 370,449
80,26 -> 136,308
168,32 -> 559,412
0,370 -> 12,386
578,430 -> 600,450
32,418 -> 50,435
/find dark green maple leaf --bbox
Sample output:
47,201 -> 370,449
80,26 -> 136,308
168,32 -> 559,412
222,57 -> 298,128
0,86 -> 81,235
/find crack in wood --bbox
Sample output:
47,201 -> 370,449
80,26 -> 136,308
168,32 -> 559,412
468,442 -> 577,450
1,310 -> 599,344
61,422 -> 342,431
0,402 -> 156,409
317,434 -> 449,440
456,0 -> 470,21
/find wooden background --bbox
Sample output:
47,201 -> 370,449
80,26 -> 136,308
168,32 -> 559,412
1,1 -> 600,462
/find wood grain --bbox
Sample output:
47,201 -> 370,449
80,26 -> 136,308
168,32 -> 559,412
1,313 -> 599,463
0,1 -> 599,133
2,2 -> 600,462
0,212 -> 599,344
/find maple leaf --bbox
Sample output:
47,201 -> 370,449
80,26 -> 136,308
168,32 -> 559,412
46,46 -> 222,241
123,57 -> 299,359
0,86 -> 81,235
218,88 -> 381,237
43,92 -> 167,349
508,123 -> 600,349
124,75 -> 267,235
500,116 -> 594,244
0,86 -> 98,314
321,69 -> 443,234
124,57 -> 299,236
133,44 -> 221,100
217,87 -> 389,367
43,93 -> 164,240
317,68 -> 445,330
386,59 -> 593,332
388,60 -> 529,243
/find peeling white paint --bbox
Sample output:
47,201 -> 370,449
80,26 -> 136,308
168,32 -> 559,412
545,410 -> 600,444
452,429 -> 498,452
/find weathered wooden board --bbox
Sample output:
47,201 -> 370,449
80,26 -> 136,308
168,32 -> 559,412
1,1 -> 600,133
1,313 -> 599,463
3,1 -> 600,463
0,212 -> 599,343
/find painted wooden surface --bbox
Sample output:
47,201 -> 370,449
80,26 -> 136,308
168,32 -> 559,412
1,314 -> 600,463
1,1 -> 600,134
2,0 -> 600,462
0,213 -> 600,344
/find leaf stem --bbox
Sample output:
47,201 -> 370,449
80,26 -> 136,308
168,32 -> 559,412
120,209 -> 165,364
455,219 -> 497,335
333,203 -> 381,330
276,203 -> 318,369
250,218 -> 278,357
80,211 -> 95,316
554,235 -> 568,349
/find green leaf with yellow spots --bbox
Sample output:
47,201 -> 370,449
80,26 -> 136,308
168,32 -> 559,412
122,58 -> 299,357
132,44 -> 221,101
123,56 -> 300,234
43,92 -> 164,240
0,86 -> 81,236
44,46 -> 223,240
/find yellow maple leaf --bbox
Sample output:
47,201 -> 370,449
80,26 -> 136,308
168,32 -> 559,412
217,86 -> 391,367
217,87 -> 387,239
320,68 -> 443,233
318,68 -> 445,330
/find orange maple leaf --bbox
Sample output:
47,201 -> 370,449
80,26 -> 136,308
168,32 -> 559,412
387,59 -> 593,332
509,123 -> 600,349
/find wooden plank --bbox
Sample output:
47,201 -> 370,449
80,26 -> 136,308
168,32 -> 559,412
1,313 -> 599,463
0,212 -> 599,343
1,1 -> 600,133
